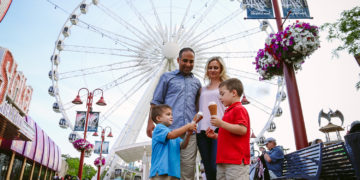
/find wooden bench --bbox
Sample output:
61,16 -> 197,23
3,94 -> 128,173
320,142 -> 357,179
275,143 -> 322,180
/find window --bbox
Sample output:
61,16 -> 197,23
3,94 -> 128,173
22,160 -> 33,180
0,151 -> 11,180
32,163 -> 40,180
10,156 -> 23,179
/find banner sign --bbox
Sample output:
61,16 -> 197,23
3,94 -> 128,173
74,111 -> 99,132
94,141 -> 109,154
88,112 -> 99,132
281,0 -> 311,19
245,0 -> 274,19
74,111 -> 86,131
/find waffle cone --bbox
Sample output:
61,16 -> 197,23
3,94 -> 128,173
208,104 -> 217,116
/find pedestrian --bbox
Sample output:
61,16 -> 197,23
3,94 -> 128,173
53,173 -> 60,180
197,56 -> 229,180
262,137 -> 284,179
149,104 -> 198,179
147,47 -> 201,179
206,78 -> 251,180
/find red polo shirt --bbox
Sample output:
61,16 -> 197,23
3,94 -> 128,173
216,101 -> 250,165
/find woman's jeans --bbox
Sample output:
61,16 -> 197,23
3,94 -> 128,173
197,131 -> 217,180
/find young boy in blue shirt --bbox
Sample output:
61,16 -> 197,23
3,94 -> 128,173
150,104 -> 199,179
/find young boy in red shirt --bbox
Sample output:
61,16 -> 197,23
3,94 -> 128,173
206,78 -> 250,180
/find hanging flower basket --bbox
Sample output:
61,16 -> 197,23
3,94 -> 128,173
72,139 -> 94,152
94,157 -> 106,167
254,21 -> 320,80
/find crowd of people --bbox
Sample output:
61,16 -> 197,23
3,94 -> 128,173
147,47 -> 251,180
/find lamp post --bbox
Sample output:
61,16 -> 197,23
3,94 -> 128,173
72,88 -> 106,179
93,126 -> 113,180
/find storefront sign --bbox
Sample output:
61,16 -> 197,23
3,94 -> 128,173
0,101 -> 34,140
0,0 -> 12,22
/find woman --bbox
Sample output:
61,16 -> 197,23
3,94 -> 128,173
197,56 -> 229,180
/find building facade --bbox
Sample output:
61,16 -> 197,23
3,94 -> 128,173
0,47 -> 62,180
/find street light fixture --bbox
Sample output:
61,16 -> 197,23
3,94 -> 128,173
93,126 -> 112,180
72,88 -> 106,180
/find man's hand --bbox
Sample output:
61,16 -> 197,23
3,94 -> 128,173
146,122 -> 155,138
206,127 -> 218,139
210,116 -> 223,127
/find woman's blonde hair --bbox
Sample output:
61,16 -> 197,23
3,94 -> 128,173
204,56 -> 229,81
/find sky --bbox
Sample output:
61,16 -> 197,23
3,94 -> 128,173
0,0 -> 360,170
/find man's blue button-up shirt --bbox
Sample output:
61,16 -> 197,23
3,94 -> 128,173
151,70 -> 201,130
266,146 -> 284,177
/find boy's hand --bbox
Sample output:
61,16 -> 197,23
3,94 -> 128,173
210,116 -> 223,127
206,127 -> 217,139
187,122 -> 197,132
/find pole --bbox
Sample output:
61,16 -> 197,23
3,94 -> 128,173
78,92 -> 94,179
271,0 -> 308,150
97,130 -> 104,180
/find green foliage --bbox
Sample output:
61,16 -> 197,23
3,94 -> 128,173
62,154 -> 97,179
321,6 -> 360,57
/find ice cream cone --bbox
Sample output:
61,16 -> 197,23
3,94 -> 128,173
208,102 -> 217,116
194,112 -> 203,123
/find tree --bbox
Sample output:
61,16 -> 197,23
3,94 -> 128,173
321,6 -> 360,90
62,154 -> 97,179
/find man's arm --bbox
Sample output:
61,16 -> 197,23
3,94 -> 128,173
195,88 -> 201,112
264,153 -> 272,162
210,116 -> 247,135
146,104 -> 155,138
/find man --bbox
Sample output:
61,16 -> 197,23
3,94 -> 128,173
262,137 -> 284,179
147,47 -> 201,179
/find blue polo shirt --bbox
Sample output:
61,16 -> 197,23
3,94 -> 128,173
150,124 -> 183,178
151,70 -> 201,130
265,146 -> 284,177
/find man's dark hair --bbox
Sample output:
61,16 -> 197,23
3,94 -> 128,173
179,47 -> 195,58
219,78 -> 244,97
151,104 -> 172,123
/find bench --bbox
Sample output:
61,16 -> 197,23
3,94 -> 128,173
275,143 -> 322,180
320,142 -> 357,179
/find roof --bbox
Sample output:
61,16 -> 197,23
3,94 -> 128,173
319,123 -> 344,133
114,141 -> 151,163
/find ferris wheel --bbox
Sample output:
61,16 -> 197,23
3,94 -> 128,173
49,0 -> 287,168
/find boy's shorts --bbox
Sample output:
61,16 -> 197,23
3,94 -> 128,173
151,174 -> 179,180
217,163 -> 249,180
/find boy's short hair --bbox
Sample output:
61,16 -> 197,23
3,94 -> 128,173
219,78 -> 244,97
151,104 -> 172,123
